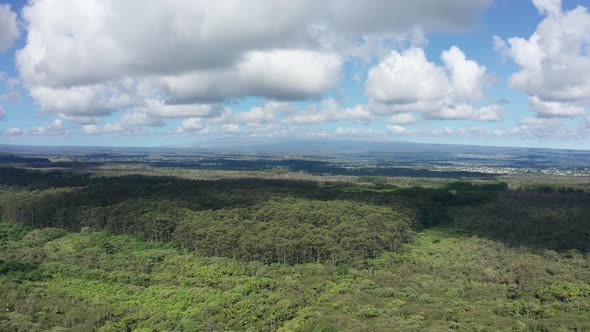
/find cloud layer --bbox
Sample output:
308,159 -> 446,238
4,0 -> 590,147
16,0 -> 490,120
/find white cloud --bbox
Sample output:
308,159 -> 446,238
245,124 -> 381,139
528,95 -> 585,117
58,114 -> 101,124
387,124 -> 412,135
518,116 -> 561,126
338,105 -> 374,124
161,50 -> 342,103
0,4 -> 18,53
28,84 -> 144,116
216,102 -> 294,125
232,103 -> 287,124
222,124 -> 241,135
378,113 -> 590,141
236,50 -> 341,100
0,106 -> 5,120
366,48 -> 449,105
334,127 -> 378,136
134,99 -> 218,119
430,126 -> 488,137
4,127 -> 23,136
389,113 -> 417,125
15,0 -> 490,122
441,46 -> 486,101
99,122 -> 140,136
176,118 -> 209,135
80,124 -> 100,135
28,119 -> 66,136
428,104 -> 504,121
119,111 -> 166,127
495,0 -> 590,118
78,111 -> 165,136
532,0 -> 562,16
366,46 -> 501,121
510,119 -> 576,139
282,99 -> 373,125
81,123 -> 139,136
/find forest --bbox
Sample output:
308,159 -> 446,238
1,166 -> 590,331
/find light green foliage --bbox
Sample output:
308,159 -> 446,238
537,281 -> 590,302
1,223 -> 590,331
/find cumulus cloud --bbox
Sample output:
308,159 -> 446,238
80,110 -> 168,136
245,124 -> 380,139
387,125 -> 497,138
518,117 -> 560,126
495,0 -> 590,118
430,126 -> 489,137
528,95 -> 586,117
509,118 -> 579,139
15,0 -> 490,123
28,83 -> 147,116
79,122 -> 140,136
175,118 -> 209,135
387,124 -> 413,135
427,104 -> 504,121
215,102 -> 294,125
333,127 -> 378,136
366,46 -> 502,120
389,113 -> 418,125
282,99 -> 373,125
160,50 -> 342,104
366,48 -> 449,105
4,127 -> 23,136
133,99 -> 218,119
80,124 -> 100,135
441,46 -> 486,101
0,5 -> 18,53
28,119 -> 66,136
58,114 -> 101,124
222,124 -> 241,135
532,0 -> 562,16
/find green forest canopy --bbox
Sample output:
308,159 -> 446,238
1,167 -> 589,331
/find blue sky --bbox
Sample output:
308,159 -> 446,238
0,0 -> 589,149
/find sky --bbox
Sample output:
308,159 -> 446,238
0,0 -> 590,149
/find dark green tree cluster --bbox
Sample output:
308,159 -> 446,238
451,189 -> 590,252
0,168 -> 453,251
176,198 -> 413,264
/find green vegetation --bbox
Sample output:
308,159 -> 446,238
176,198 -> 413,264
1,167 -> 589,331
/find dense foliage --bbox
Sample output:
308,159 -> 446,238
2,223 -> 590,331
0,168 -> 454,263
1,167 -> 590,331
451,190 -> 590,252
176,199 -> 413,264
